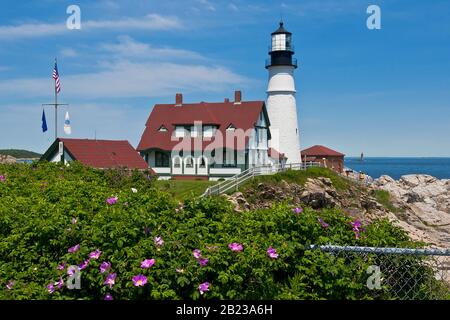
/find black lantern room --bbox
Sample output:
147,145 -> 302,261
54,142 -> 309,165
265,22 -> 297,69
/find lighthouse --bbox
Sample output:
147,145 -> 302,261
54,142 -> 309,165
266,22 -> 301,164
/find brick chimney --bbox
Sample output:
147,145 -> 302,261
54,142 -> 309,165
175,93 -> 183,106
224,98 -> 230,103
234,90 -> 242,104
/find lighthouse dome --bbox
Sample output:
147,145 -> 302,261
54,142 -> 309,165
271,22 -> 292,35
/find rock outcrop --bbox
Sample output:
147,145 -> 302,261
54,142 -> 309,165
225,173 -> 450,248
229,177 -> 390,225
0,154 -> 16,164
373,174 -> 450,247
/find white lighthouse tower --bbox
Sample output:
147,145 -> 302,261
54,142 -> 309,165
266,22 -> 301,164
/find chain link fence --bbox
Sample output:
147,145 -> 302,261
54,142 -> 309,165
309,245 -> 450,300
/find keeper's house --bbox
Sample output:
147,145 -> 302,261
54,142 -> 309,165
41,138 -> 150,170
137,91 -> 277,180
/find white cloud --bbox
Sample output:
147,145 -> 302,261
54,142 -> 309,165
0,60 -> 249,99
60,48 -> 78,57
95,0 -> 121,10
100,35 -> 204,60
83,14 -> 182,30
197,0 -> 216,12
228,3 -> 239,12
0,14 -> 182,40
0,33 -> 252,101
292,0 -> 361,17
0,22 -> 66,40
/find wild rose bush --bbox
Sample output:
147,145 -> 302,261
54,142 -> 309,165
0,162 -> 430,300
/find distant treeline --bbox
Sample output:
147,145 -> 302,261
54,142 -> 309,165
0,149 -> 42,159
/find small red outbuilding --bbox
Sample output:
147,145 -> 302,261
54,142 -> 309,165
301,145 -> 345,173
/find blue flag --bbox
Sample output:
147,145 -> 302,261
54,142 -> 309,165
42,109 -> 48,132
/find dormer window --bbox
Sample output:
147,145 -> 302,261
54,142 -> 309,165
226,124 -> 236,131
158,125 -> 168,132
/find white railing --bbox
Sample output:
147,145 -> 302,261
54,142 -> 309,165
201,162 -> 321,197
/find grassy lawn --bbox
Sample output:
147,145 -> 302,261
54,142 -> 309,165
240,166 -> 354,192
154,179 -> 216,201
153,167 -> 358,201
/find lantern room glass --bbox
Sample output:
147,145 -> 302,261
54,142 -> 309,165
271,34 -> 292,51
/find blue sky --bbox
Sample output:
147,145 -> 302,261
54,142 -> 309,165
0,0 -> 449,156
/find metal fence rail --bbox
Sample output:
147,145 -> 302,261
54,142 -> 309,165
309,245 -> 450,300
201,162 -> 321,197
310,245 -> 450,256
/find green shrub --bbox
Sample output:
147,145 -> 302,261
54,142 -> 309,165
0,163 -> 444,300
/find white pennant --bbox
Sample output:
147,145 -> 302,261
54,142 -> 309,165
64,111 -> 71,135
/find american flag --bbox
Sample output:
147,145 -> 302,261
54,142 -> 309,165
52,60 -> 61,94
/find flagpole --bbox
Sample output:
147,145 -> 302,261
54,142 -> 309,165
42,58 -> 68,140
55,58 -> 58,140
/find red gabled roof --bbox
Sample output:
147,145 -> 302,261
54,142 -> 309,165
137,100 -> 267,152
57,138 -> 150,170
268,148 -> 286,160
301,145 -> 345,157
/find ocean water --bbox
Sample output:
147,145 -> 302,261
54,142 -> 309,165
344,158 -> 450,180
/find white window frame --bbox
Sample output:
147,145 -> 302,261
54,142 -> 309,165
175,126 -> 185,138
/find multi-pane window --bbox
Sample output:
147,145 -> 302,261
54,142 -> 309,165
203,126 -> 214,138
185,157 -> 194,168
175,126 -> 185,138
174,125 -> 217,138
272,34 -> 292,51
255,127 -> 267,148
190,126 -> 199,138
155,152 -> 169,167
173,156 -> 181,168
272,34 -> 286,51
